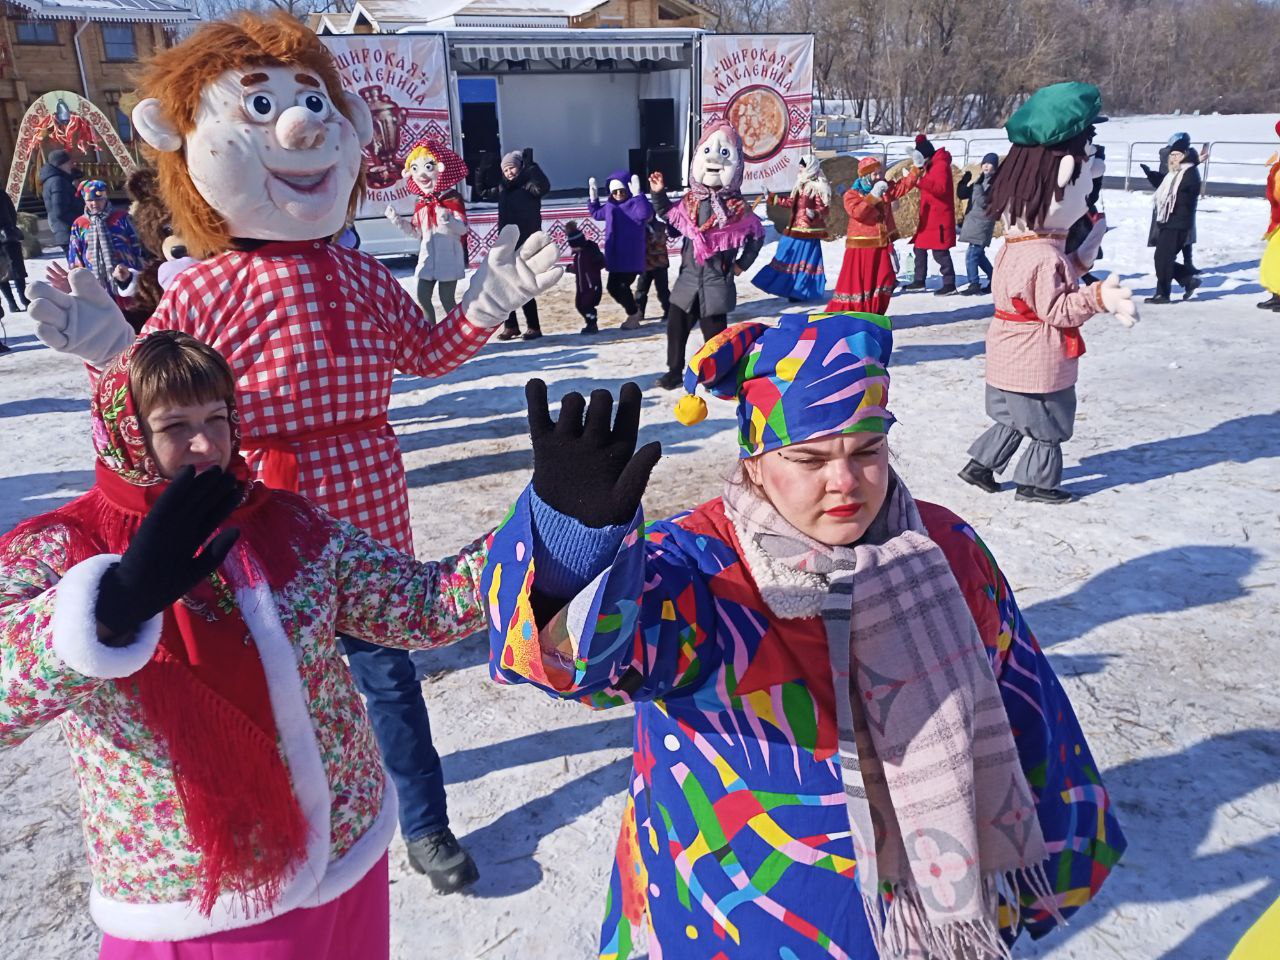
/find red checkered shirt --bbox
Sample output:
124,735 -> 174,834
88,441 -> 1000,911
143,240 -> 492,555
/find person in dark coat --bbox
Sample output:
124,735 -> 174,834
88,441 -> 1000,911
588,169 -> 653,329
0,186 -> 29,311
40,149 -> 80,255
1141,142 -> 1202,303
477,147 -> 550,340
563,219 -> 606,334
1149,132 -> 1204,275
956,152 -> 999,294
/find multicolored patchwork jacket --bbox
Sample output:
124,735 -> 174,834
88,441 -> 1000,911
68,209 -> 146,275
484,488 -> 1125,959
0,502 -> 485,942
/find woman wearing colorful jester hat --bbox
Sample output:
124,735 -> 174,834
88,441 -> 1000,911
482,311 -> 1125,960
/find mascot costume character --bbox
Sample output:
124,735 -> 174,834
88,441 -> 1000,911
648,119 -> 765,389
27,11 -> 562,895
958,81 -> 1137,504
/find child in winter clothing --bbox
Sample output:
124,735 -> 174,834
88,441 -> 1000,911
564,220 -> 605,333
956,152 -> 1000,294
0,331 -> 489,959
68,179 -> 145,302
387,139 -> 470,324
588,169 -> 655,329
633,214 -> 671,320
484,311 -> 1124,960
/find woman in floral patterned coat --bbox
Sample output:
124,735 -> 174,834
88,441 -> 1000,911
0,331 -> 486,959
483,311 -> 1124,960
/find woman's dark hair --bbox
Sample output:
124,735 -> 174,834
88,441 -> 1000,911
985,127 -> 1094,227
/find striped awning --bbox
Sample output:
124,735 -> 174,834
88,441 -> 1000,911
452,38 -> 687,66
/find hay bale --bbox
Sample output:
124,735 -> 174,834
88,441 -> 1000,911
765,154 -> 862,239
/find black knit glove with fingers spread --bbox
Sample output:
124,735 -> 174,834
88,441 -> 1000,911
526,379 -> 661,528
95,465 -> 242,645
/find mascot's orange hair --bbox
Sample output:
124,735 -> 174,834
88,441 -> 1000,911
134,11 -> 365,258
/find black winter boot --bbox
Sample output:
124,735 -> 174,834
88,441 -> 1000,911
1014,485 -> 1074,504
958,460 -> 1001,494
1257,293 -> 1280,310
406,828 -> 480,894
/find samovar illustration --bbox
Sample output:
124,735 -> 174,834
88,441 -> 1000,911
362,85 -> 404,190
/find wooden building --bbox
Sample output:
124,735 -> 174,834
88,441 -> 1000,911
0,0 -> 191,200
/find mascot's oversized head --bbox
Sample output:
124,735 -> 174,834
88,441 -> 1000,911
131,11 -> 374,257
987,81 -> 1105,234
689,120 -> 745,192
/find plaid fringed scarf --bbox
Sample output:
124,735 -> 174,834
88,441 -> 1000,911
85,210 -> 116,289
724,477 -> 1059,959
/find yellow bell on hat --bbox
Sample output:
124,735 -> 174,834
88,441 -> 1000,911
674,393 -> 708,426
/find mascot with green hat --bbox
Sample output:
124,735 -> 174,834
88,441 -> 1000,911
959,82 -> 1138,505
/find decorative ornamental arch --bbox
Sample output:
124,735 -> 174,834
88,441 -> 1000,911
6,90 -> 139,204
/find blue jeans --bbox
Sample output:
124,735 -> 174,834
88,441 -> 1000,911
966,244 -> 993,287
339,635 -> 448,841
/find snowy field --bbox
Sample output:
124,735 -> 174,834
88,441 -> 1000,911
1,184 -> 1277,959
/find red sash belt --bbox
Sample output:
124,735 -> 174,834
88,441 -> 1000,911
995,296 -> 1086,359
242,414 -> 389,492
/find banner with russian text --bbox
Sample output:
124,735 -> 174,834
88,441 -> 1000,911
699,34 -> 814,195
323,34 -> 452,218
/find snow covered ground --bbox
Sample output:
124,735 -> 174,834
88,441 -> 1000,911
867,112 -> 1280,186
1,185 -> 1277,959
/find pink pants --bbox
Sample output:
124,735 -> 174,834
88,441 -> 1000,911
99,855 -> 390,960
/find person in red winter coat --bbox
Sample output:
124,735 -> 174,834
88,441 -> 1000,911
901,135 -> 959,296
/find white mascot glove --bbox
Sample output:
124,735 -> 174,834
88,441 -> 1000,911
28,268 -> 134,367
588,177 -> 599,203
629,174 -> 642,198
911,150 -> 925,168
384,204 -> 399,223
1075,216 -> 1108,269
460,224 -> 563,329
1098,273 -> 1139,328
870,180 -> 890,199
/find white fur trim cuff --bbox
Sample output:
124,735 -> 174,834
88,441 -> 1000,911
50,554 -> 163,679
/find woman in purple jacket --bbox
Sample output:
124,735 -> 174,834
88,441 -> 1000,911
588,169 -> 653,329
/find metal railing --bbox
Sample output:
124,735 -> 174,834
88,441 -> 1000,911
825,131 -> 1273,196
1196,140 -> 1277,195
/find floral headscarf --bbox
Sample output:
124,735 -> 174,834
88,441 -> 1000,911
90,334 -> 244,487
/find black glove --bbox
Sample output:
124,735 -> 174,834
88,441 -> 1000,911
95,466 -> 242,644
958,170 -> 973,186
522,146 -> 534,165
526,379 -> 661,528
1140,163 -> 1152,174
